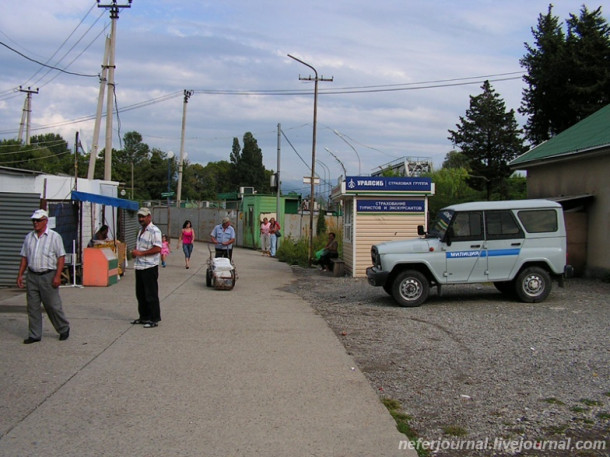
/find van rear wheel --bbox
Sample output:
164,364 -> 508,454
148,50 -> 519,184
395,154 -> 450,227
515,267 -> 551,303
392,270 -> 429,307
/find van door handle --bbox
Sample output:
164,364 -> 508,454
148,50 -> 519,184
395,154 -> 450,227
470,244 -> 481,248
511,243 -> 521,246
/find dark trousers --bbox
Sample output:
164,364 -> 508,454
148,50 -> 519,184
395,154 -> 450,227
319,252 -> 338,270
215,248 -> 233,261
135,266 -> 161,322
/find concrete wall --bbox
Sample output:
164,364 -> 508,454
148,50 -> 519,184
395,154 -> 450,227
154,206 -> 342,253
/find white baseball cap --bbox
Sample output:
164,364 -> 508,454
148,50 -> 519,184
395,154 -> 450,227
31,209 -> 48,219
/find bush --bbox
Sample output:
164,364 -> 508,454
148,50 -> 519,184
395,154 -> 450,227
277,232 -> 342,267
316,209 -> 327,235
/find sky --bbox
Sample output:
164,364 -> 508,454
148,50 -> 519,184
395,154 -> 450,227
0,0 -> 602,195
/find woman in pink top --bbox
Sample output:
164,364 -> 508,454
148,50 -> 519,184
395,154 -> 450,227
178,220 -> 196,269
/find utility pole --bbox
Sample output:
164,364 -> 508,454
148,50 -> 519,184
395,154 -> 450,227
97,0 -> 132,181
287,54 -> 333,266
276,123 -> 281,226
74,131 -> 80,191
87,36 -> 111,180
18,86 -> 39,145
176,89 -> 193,207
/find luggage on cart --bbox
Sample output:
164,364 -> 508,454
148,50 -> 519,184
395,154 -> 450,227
206,245 -> 236,290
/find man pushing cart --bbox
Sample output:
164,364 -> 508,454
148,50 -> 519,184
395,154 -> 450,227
208,216 -> 237,290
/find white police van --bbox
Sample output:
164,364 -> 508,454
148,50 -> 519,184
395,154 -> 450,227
366,199 -> 573,307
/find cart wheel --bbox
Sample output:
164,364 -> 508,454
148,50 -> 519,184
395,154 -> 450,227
206,269 -> 213,287
227,270 -> 236,290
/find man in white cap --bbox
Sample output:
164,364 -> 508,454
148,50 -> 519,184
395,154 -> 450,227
131,207 -> 162,328
17,209 -> 70,344
210,216 -> 236,261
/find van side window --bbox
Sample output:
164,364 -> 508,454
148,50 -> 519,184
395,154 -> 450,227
517,210 -> 558,233
486,210 -> 524,240
450,212 -> 483,240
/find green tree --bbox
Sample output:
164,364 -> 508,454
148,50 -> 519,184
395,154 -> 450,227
520,4 -> 610,145
230,132 -> 269,193
424,168 -> 482,219
0,139 -> 23,168
565,6 -> 610,119
28,133 -> 71,174
111,132 -> 152,199
316,208 -> 327,235
442,150 -> 470,169
448,81 -> 526,200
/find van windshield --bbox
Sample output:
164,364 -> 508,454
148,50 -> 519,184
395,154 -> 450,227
428,210 -> 453,239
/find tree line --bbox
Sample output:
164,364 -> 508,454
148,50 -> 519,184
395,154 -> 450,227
0,131 -> 273,202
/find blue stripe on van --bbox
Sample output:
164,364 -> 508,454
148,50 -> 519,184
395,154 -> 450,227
487,248 -> 520,257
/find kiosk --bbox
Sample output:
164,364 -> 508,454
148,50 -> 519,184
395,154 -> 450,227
331,176 -> 435,277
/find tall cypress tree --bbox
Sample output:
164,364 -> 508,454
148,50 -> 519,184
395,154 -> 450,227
566,6 -> 610,120
230,132 -> 268,192
520,5 -> 569,145
520,4 -> 610,145
448,81 -> 526,200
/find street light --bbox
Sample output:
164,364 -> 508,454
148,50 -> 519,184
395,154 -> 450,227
288,54 -> 332,266
288,54 -> 317,265
333,129 -> 361,175
324,147 -> 347,178
316,160 -> 329,206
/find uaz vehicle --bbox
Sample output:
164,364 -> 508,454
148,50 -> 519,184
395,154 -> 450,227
366,200 -> 573,307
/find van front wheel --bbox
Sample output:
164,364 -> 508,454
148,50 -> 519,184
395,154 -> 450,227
392,270 -> 429,307
515,267 -> 551,303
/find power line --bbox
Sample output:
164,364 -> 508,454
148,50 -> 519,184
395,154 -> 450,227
0,41 -> 99,78
0,72 -> 522,136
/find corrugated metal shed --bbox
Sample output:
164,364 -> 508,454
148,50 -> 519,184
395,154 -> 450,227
0,193 -> 41,287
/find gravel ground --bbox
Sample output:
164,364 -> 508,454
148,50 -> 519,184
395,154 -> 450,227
284,269 -> 610,456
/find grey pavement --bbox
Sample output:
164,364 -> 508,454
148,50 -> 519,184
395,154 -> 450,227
0,242 -> 415,457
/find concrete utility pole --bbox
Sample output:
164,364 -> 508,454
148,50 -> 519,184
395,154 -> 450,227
176,89 -> 193,207
87,36 -> 111,180
97,0 -> 132,182
18,86 -> 39,145
287,54 -> 333,266
276,123 -> 281,225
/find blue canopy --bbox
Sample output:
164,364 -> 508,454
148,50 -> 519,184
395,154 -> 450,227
71,191 -> 138,211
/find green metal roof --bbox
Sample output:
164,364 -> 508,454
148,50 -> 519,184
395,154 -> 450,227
510,104 -> 610,168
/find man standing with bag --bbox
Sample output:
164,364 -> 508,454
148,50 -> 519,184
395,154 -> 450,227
17,209 -> 70,344
131,207 -> 163,328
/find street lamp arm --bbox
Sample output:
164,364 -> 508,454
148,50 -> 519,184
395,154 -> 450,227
287,54 -> 318,78
324,147 -> 347,177
333,129 -> 361,175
